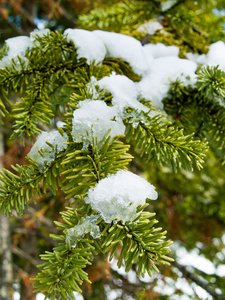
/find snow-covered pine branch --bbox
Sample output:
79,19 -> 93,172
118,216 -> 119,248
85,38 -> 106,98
0,25 -> 225,298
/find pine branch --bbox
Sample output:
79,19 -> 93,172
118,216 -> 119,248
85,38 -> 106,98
163,80 -> 225,162
196,65 -> 225,100
202,103 -> 225,162
124,109 -> 207,171
0,148 -> 66,216
0,31 -> 85,139
34,203 -> 172,299
33,206 -> 97,300
33,239 -> 94,299
10,75 -> 53,141
100,209 -> 173,277
78,1 -> 158,31
62,137 -> 133,198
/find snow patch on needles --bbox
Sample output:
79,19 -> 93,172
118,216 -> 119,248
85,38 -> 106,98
136,57 -> 197,110
27,130 -> 68,170
66,215 -> 101,247
64,29 -> 106,64
97,74 -> 149,112
30,29 -> 51,43
85,170 -> 158,224
71,100 -> 125,149
0,36 -> 33,69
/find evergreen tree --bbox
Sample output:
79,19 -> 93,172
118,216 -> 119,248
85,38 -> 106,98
0,1 -> 225,299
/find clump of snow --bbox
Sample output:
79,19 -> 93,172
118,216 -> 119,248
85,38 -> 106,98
137,21 -> 164,35
94,30 -> 148,76
97,74 -> 149,113
186,41 -> 225,71
85,170 -> 158,224
27,130 -> 68,170
143,43 -> 179,59
136,57 -> 197,110
30,29 -> 51,43
64,29 -> 106,64
71,100 -> 125,149
0,36 -> 33,69
66,215 -> 100,247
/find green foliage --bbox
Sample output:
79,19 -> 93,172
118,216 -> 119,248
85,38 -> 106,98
100,210 -> 173,276
78,1 -> 158,32
1,2 -> 225,298
0,150 -> 65,215
163,74 -> 225,163
62,138 -> 133,198
196,65 -> 225,99
33,206 -> 95,299
124,108 -> 207,172
78,0 -> 225,53
33,203 -> 173,300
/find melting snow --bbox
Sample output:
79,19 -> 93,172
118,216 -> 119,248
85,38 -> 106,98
85,170 -> 158,223
27,130 -> 68,170
66,215 -> 101,247
71,100 -> 125,149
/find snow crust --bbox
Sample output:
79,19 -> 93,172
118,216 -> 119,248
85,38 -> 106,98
66,215 -> 100,247
0,36 -> 33,69
28,130 -> 68,170
85,170 -> 158,223
64,29 -> 106,64
71,100 -> 125,148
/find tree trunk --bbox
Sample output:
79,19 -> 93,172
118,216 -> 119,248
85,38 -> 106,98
0,131 -> 13,299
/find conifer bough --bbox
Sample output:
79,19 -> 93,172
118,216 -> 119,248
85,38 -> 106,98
1,26 -> 221,299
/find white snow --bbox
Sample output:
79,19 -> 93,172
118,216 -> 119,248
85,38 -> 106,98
30,29 -> 51,42
0,36 -> 33,69
186,41 -> 225,71
86,76 -> 101,100
97,74 -> 149,112
27,130 -> 68,170
94,30 -> 148,75
66,215 -> 100,247
85,170 -> 158,224
64,29 -> 106,64
136,57 -> 197,109
71,100 -> 125,149
137,21 -> 164,35
143,43 -> 179,59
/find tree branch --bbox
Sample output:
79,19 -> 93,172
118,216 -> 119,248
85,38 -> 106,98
173,261 -> 225,300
